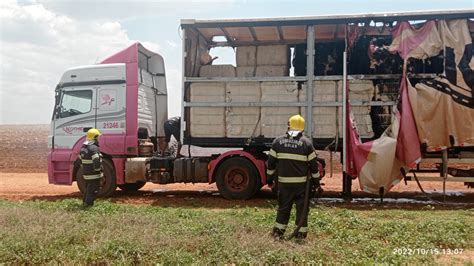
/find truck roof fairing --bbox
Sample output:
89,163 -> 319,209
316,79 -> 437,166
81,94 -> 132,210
101,42 -> 165,76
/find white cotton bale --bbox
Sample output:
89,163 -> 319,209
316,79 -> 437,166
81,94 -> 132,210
236,66 -> 255,77
348,80 -> 374,101
261,82 -> 299,137
226,82 -> 261,103
327,80 -> 375,138
298,81 -> 339,102
257,45 -> 289,66
226,108 -> 261,137
199,65 -> 236,77
236,46 -> 257,66
255,65 -> 289,76
348,79 -> 374,138
299,107 -> 339,138
261,82 -> 298,102
190,83 -> 226,137
226,82 -> 261,137
297,81 -> 340,138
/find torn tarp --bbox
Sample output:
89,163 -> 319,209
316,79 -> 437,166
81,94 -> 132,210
346,19 -> 472,194
346,98 -> 404,194
406,19 -> 474,150
409,77 -> 474,151
389,20 -> 442,59
346,74 -> 418,195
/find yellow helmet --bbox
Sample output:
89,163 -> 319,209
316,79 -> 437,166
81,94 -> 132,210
288,114 -> 305,131
86,128 -> 102,141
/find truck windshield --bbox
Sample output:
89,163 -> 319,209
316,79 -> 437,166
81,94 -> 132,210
59,90 -> 93,118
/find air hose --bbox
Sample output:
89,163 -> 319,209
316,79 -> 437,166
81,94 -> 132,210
401,168 -> 456,205
411,171 -> 443,204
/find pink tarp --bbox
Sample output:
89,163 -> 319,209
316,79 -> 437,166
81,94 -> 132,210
346,74 -> 419,194
397,19 -> 473,150
347,19 -> 473,194
389,21 -> 442,59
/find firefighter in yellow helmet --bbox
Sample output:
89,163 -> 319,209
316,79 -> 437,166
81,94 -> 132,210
266,114 -> 320,240
80,128 -> 103,207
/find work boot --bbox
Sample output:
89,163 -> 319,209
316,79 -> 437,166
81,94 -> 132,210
272,227 -> 285,240
295,232 -> 307,243
82,199 -> 94,209
82,203 -> 93,209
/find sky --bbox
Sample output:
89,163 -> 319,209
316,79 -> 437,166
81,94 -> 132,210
0,0 -> 472,124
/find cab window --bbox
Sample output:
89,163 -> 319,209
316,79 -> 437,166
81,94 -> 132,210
59,90 -> 93,118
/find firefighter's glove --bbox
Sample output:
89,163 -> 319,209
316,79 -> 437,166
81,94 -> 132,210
311,177 -> 323,198
316,158 -> 326,168
311,177 -> 321,189
266,174 -> 275,186
316,159 -> 326,178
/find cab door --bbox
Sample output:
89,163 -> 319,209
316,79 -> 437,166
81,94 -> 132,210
53,87 -> 96,149
94,83 -> 127,152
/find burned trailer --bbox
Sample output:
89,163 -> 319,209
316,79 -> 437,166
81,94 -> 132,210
180,10 -> 474,197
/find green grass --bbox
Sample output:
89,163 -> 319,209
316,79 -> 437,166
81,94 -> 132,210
0,199 -> 472,264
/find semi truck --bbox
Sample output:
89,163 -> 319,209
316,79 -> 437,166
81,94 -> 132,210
48,10 -> 474,199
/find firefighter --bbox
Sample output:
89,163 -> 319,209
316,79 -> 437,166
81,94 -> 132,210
161,116 -> 182,157
266,114 -> 320,240
80,128 -> 103,207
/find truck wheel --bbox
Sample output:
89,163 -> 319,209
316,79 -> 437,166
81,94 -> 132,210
76,159 -> 117,197
215,157 -> 260,200
118,181 -> 146,192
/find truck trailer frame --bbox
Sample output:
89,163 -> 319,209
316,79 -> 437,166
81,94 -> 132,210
180,9 -> 474,197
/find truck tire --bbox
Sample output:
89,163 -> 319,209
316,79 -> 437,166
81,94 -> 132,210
76,159 -> 117,197
118,181 -> 146,192
215,157 -> 260,200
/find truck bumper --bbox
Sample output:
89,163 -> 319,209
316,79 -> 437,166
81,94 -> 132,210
48,149 -> 74,185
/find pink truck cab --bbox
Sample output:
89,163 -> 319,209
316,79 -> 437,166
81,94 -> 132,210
48,42 -> 270,199
48,43 -> 170,195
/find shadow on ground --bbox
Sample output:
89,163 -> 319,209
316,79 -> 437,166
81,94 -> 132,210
23,188 -> 474,210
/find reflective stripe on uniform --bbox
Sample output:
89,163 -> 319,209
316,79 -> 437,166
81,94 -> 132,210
269,149 -> 277,158
83,174 -> 102,180
274,222 -> 287,230
308,152 -> 317,161
91,153 -> 100,160
298,227 -> 308,233
277,153 -> 308,162
312,172 -> 320,178
278,176 -> 307,183
81,159 -> 93,164
266,169 -> 275,175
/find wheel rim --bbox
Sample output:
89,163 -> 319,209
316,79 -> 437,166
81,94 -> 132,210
223,166 -> 250,192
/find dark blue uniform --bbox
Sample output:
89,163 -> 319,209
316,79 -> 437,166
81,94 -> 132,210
267,132 -> 319,238
80,141 -> 103,206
